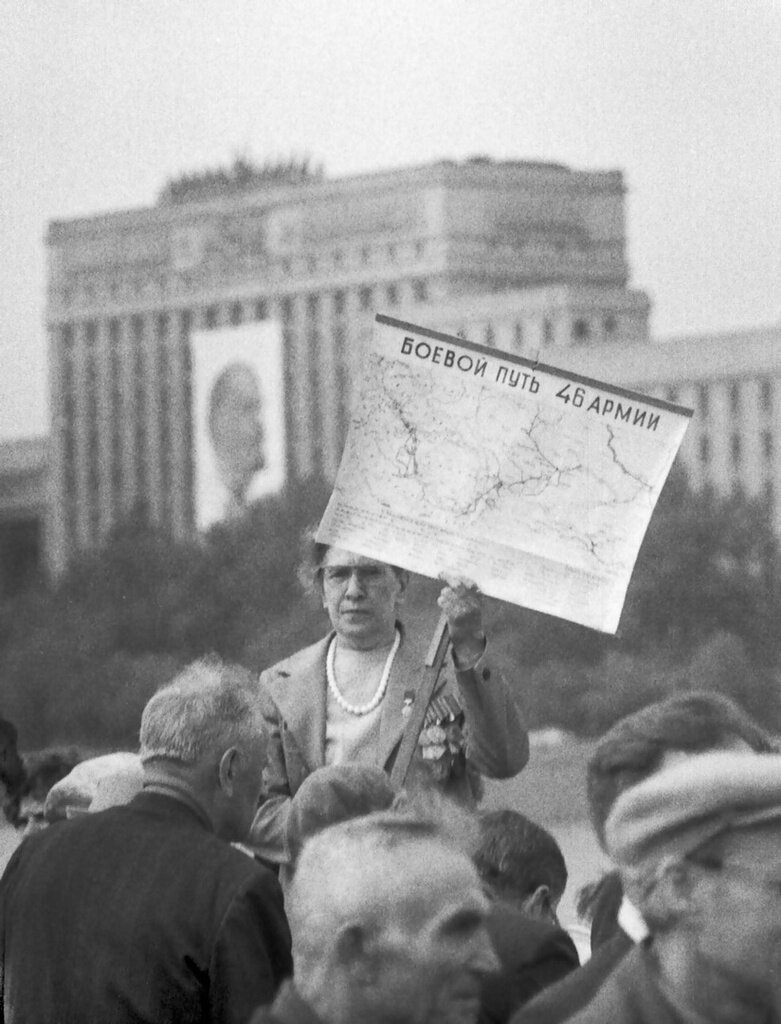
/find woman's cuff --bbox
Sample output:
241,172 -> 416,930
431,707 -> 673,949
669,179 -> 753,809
451,636 -> 487,673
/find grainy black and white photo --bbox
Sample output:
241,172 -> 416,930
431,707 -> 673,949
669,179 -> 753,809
2,3 -> 781,1022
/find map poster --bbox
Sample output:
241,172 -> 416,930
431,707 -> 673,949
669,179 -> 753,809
317,315 -> 693,633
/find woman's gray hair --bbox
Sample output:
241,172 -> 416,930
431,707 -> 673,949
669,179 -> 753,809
296,525 -> 332,595
296,525 -> 407,595
139,657 -> 261,765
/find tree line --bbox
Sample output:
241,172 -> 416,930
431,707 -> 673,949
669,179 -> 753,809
1,466 -> 779,751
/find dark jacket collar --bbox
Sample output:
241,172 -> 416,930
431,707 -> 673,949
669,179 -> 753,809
134,786 -> 214,833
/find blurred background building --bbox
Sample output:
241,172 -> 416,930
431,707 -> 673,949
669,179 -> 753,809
0,154 -> 778,586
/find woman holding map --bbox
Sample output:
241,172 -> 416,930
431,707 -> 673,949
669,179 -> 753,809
249,536 -> 529,866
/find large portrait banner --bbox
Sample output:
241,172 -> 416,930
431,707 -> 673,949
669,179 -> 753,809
191,320 -> 286,531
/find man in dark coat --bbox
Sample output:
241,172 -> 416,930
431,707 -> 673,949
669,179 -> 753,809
0,658 -> 292,1024
563,751 -> 781,1024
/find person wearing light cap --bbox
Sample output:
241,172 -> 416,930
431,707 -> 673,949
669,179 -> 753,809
561,750 -> 781,1024
284,762 -> 396,867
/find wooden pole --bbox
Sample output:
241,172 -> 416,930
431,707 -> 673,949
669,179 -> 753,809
390,612 -> 451,788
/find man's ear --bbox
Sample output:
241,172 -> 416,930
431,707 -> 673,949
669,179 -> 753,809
637,859 -> 696,925
395,570 -> 410,603
334,924 -> 376,984
523,884 -> 555,922
218,747 -> 239,796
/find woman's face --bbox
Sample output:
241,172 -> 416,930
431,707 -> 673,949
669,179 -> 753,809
319,547 -> 407,650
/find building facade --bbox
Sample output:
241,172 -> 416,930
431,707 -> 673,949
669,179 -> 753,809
46,156 -> 649,573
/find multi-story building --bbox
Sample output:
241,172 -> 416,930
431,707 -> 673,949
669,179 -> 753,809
45,156 -> 649,573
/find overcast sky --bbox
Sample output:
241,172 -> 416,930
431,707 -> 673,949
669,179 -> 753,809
2,0 -> 780,440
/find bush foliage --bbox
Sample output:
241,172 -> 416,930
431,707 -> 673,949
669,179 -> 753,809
1,465 -> 780,748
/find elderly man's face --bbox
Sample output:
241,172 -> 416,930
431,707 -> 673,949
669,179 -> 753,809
367,842 -> 498,1024
688,823 -> 781,1006
319,547 -> 407,651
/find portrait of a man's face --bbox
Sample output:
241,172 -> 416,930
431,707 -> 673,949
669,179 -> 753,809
192,321 -> 285,530
207,362 -> 266,504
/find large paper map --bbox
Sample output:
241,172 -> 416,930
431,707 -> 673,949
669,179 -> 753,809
318,316 -> 692,632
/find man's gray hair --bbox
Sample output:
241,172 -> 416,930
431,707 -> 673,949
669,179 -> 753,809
139,657 -> 262,765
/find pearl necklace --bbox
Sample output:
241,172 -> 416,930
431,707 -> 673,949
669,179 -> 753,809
326,629 -> 401,716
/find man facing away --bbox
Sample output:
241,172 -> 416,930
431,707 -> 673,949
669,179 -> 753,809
0,658 -> 292,1024
251,806 -> 499,1024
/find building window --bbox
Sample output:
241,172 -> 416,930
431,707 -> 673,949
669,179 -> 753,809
229,301 -> 243,326
415,240 -> 425,259
110,340 -> 122,503
333,290 -> 346,318
110,347 -> 121,408
387,244 -> 396,263
543,318 -> 554,346
572,318 -> 590,342
131,314 -> 144,345
333,250 -> 343,268
85,320 -> 98,348
359,286 -> 373,311
280,298 -> 293,323
700,436 -> 710,463
667,387 -> 678,404
603,314 -> 617,337
386,284 -> 398,307
730,382 -> 740,414
61,323 -> 74,355
514,322 -> 523,349
156,312 -> 169,340
412,279 -> 428,303
307,256 -> 317,274
485,324 -> 495,348
763,430 -> 774,461
205,306 -> 218,329
731,433 -> 742,463
697,384 -> 709,417
254,299 -> 267,321
361,246 -> 370,265
307,294 -> 320,322
761,378 -> 773,415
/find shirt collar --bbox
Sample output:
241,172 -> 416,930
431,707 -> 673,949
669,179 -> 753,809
618,894 -> 651,943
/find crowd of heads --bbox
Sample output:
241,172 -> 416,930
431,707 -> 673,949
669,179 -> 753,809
4,664 -> 781,1024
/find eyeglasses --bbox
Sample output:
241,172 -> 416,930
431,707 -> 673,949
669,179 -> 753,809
690,856 -> 781,896
320,564 -> 390,587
